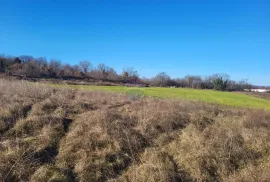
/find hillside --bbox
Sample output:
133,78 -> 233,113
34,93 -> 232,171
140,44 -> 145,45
48,84 -> 270,110
0,79 -> 270,182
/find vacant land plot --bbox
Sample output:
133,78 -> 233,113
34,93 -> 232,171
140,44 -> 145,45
48,84 -> 270,110
1,79 -> 270,182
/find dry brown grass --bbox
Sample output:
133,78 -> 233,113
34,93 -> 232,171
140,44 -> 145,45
237,91 -> 270,101
0,78 -> 270,182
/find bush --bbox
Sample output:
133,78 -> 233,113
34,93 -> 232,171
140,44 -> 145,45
213,77 -> 228,91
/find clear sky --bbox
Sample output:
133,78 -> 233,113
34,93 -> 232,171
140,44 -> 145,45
1,0 -> 270,85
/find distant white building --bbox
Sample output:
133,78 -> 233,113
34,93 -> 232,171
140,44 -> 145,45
249,89 -> 270,93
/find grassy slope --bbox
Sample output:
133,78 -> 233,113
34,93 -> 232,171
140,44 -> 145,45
48,84 -> 270,110
2,79 -> 270,182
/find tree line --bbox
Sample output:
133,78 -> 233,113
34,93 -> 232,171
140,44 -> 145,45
0,54 -> 251,91
147,72 -> 251,91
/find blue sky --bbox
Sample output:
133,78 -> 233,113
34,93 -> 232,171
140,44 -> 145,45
1,0 -> 270,85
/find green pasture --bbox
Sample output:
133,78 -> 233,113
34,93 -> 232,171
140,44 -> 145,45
47,84 -> 270,110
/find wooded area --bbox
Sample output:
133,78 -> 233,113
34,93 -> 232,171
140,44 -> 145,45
0,54 -> 251,91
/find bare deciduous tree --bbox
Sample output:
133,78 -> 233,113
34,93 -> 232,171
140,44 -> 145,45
72,65 -> 82,77
150,72 -> 172,87
79,60 -> 92,76
122,67 -> 139,83
97,63 -> 110,80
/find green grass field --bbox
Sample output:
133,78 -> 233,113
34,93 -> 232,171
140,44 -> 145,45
48,84 -> 270,110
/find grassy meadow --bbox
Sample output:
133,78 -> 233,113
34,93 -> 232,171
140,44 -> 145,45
48,84 -> 270,110
1,79 -> 270,182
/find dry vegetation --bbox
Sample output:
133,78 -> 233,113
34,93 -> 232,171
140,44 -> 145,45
0,79 -> 270,182
237,91 -> 270,101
